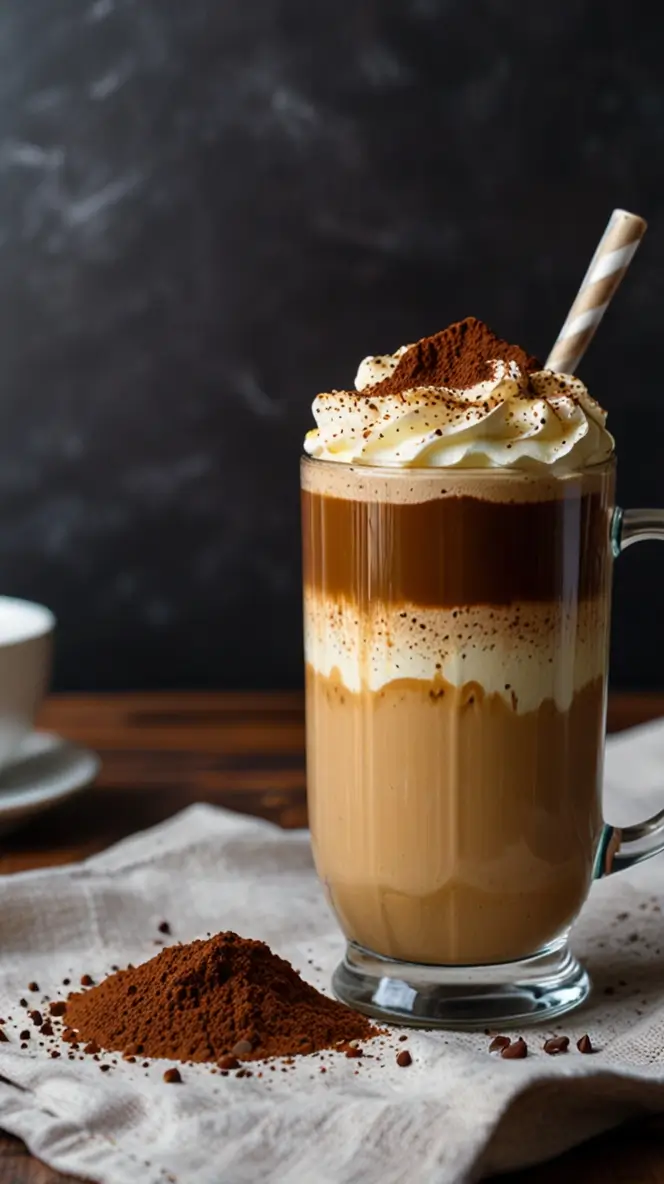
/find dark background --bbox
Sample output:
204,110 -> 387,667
0,0 -> 662,691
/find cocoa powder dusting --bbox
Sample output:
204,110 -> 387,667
370,317 -> 539,395
64,931 -> 378,1064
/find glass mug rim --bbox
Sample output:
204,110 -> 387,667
301,453 -> 616,480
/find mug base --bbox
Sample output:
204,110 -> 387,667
332,939 -> 589,1030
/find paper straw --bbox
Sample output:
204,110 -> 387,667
545,208 -> 647,374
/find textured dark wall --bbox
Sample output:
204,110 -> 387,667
0,0 -> 662,690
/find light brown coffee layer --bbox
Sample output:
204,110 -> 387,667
306,666 -> 605,966
301,456 -> 613,505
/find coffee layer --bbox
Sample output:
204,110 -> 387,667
302,485 -> 611,606
304,594 -> 610,712
306,666 -> 605,966
301,457 -> 612,504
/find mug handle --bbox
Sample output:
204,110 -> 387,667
594,507 -> 664,877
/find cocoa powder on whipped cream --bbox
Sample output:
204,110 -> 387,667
365,317 -> 540,395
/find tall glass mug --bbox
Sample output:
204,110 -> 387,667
301,454 -> 664,1027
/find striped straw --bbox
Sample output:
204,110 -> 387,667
545,208 -> 647,374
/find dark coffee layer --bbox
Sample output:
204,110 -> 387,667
302,486 -> 612,607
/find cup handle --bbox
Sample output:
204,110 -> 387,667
594,506 -> 664,878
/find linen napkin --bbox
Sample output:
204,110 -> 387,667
0,722 -> 663,1184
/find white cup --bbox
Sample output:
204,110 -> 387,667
0,597 -> 54,772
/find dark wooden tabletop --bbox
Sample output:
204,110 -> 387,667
0,690 -> 663,1183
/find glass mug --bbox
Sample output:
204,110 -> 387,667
301,454 -> 664,1027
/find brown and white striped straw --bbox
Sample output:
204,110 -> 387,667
545,208 -> 647,374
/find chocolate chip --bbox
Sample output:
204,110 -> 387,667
345,1048 -> 362,1058
218,1055 -> 240,1071
489,1035 -> 511,1053
28,982 -> 39,992
80,975 -> 94,987
231,1039 -> 253,1058
0,1029 -> 9,1043
163,1067 -> 181,1083
396,1050 -> 412,1067
543,1036 -> 569,1055
50,1050 -> 60,1059
28,1011 -> 42,1026
501,1038 -> 527,1059
158,921 -> 171,935
19,999 -> 27,1008
100,1064 -> 111,1072
84,1041 -> 100,1055
398,1034 -> 408,1042
577,1034 -> 593,1054
40,1023 -> 54,1037
19,1030 -> 30,1041
49,1001 -> 67,1017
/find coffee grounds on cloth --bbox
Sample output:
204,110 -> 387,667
64,931 -> 378,1063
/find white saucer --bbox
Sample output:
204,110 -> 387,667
0,731 -> 100,835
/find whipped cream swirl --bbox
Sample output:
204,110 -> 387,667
304,347 -> 614,473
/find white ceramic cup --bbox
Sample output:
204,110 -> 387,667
0,597 -> 54,773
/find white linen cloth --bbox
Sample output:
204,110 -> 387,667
0,720 -> 664,1183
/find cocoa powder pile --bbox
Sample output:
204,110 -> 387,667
368,316 -> 540,395
63,931 -> 377,1064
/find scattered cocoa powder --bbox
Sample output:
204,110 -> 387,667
366,317 -> 539,396
543,1036 -> 569,1055
501,1038 -> 528,1059
63,931 -> 378,1065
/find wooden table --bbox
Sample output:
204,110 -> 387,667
1,691 -> 663,1183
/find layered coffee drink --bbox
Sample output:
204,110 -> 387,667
302,318 -> 615,967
